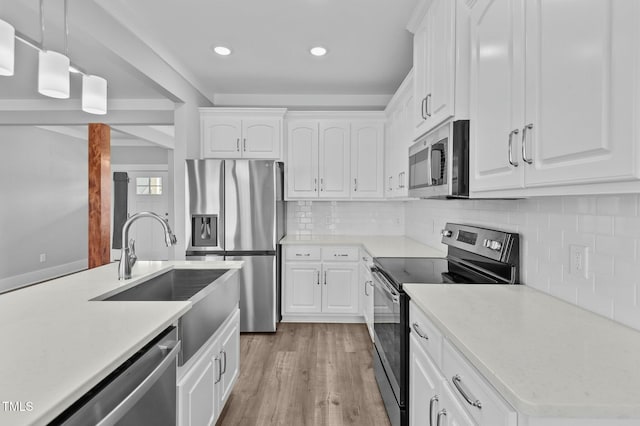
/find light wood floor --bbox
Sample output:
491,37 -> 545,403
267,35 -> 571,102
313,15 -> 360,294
216,323 -> 392,426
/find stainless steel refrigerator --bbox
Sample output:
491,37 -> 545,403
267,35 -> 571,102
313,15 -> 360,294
185,160 -> 285,332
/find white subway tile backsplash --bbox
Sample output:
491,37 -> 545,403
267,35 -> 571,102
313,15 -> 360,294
405,194 -> 640,332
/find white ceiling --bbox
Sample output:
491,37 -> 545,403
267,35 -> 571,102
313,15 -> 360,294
95,0 -> 419,98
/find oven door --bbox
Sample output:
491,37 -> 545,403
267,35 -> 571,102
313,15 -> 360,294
372,268 -> 403,403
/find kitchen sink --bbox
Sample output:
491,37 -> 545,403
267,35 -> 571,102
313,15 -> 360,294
104,269 -> 229,302
97,268 -> 239,366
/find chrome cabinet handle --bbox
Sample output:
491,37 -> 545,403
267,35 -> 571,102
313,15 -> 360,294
522,123 -> 534,164
412,322 -> 429,340
452,375 -> 482,409
295,253 -> 311,257
426,94 -> 432,117
316,270 -> 320,285
353,178 -> 358,192
214,356 -> 222,384
388,176 -> 393,191
334,253 -> 348,257
508,129 -> 519,167
324,271 -> 327,285
236,138 -> 240,152
364,280 -> 369,296
320,177 -> 324,192
314,178 -> 317,192
421,97 -> 427,120
243,138 -> 247,151
221,349 -> 227,374
429,395 -> 439,426
436,409 -> 447,426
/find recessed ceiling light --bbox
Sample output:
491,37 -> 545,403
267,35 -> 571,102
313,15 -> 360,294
213,46 -> 232,56
310,46 -> 327,57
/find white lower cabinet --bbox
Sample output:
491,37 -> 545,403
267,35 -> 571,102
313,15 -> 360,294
178,308 -> 240,426
283,246 -> 361,321
410,301 -> 515,426
360,254 -> 374,342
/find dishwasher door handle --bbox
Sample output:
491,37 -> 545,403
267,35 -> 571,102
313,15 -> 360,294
96,339 -> 181,426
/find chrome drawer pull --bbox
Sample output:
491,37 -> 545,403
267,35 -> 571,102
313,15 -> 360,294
452,374 -> 482,409
334,253 -> 348,257
412,322 -> 429,340
214,356 -> 222,384
295,253 -> 311,257
436,408 -> 446,426
508,129 -> 519,167
221,349 -> 227,374
429,395 -> 438,426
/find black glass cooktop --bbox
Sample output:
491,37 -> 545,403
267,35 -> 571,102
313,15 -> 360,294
374,257 -> 502,290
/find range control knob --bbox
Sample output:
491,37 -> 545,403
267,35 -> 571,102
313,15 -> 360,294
483,240 -> 503,251
483,239 -> 491,248
441,229 -> 453,238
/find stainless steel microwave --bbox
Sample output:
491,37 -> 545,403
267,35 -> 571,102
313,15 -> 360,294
408,120 -> 469,199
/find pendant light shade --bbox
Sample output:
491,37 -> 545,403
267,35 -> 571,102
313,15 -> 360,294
0,19 -> 15,76
38,50 -> 70,99
82,74 -> 107,115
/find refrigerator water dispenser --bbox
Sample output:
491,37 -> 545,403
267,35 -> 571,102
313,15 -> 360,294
192,214 -> 218,247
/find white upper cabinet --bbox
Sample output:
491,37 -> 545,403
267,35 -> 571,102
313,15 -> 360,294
351,122 -> 384,198
287,121 -> 320,198
470,0 -> 640,197
200,108 -> 286,159
286,112 -> 385,200
319,121 -> 351,199
469,0 -> 524,192
385,70 -> 414,199
411,0 -> 468,140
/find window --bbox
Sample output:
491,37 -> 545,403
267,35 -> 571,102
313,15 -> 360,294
136,177 -> 163,195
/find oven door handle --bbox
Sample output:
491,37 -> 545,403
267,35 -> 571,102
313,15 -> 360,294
372,269 -> 399,303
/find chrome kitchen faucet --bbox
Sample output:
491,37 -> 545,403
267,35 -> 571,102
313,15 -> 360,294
118,211 -> 177,280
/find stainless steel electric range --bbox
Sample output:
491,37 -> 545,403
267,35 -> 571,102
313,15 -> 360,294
370,223 -> 520,426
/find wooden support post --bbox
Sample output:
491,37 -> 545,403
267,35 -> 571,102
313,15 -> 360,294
88,123 -> 111,269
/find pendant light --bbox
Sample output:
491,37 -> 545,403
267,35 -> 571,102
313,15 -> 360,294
0,18 -> 15,76
38,0 -> 70,99
82,74 -> 107,115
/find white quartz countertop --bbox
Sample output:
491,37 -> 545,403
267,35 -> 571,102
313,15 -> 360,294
280,235 -> 446,258
404,284 -> 640,418
0,260 -> 241,426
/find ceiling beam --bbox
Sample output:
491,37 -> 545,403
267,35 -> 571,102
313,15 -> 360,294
111,126 -> 175,150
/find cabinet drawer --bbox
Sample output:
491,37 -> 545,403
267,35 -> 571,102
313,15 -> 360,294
442,340 -> 517,426
285,246 -> 321,261
322,246 -> 359,261
410,301 -> 443,366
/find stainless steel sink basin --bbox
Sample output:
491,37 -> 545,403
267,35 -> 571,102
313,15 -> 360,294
104,269 -> 229,302
98,268 -> 239,366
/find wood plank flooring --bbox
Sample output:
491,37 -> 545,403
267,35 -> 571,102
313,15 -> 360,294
216,323 -> 391,426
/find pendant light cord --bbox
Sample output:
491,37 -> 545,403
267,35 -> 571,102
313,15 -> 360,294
39,0 -> 45,50
64,0 -> 68,56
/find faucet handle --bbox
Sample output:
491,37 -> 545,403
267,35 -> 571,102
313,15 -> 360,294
129,238 -> 136,253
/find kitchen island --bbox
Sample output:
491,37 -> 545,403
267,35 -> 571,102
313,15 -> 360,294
0,260 -> 241,426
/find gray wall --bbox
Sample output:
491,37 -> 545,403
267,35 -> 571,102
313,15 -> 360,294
111,146 -> 169,165
0,127 -> 88,292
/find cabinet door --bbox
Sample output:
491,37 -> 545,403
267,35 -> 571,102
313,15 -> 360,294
413,13 -> 430,138
425,0 -> 455,132
202,118 -> 242,158
178,355 -> 217,426
218,310 -> 240,408
469,0 -> 525,192
319,121 -> 351,199
384,113 -> 397,197
284,262 -> 322,314
287,121 -> 319,199
410,334 -> 443,426
242,119 -> 281,159
522,0 -> 637,187
351,122 -> 384,199
322,263 -> 359,314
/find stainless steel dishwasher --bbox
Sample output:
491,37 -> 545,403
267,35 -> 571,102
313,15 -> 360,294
53,327 -> 180,426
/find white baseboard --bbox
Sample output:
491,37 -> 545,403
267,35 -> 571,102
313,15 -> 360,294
281,314 -> 365,324
0,259 -> 88,294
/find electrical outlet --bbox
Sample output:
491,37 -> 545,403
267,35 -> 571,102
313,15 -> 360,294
569,245 -> 589,279
39,253 -> 46,263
